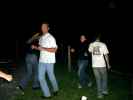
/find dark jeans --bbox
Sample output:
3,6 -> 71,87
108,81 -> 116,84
78,60 -> 90,86
19,54 -> 39,89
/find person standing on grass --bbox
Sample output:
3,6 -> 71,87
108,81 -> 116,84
88,35 -> 111,99
19,33 -> 40,91
71,35 -> 92,89
32,22 -> 59,99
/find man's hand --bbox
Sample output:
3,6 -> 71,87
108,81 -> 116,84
32,45 -> 57,52
31,45 -> 35,49
107,64 -> 111,70
31,45 -> 44,51
31,45 -> 38,50
70,48 -> 75,53
38,46 -> 43,51
6,74 -> 13,82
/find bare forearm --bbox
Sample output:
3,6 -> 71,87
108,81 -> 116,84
105,54 -> 109,65
0,71 -> 6,78
26,35 -> 40,44
41,47 -> 57,53
0,71 -> 13,81
33,46 -> 57,53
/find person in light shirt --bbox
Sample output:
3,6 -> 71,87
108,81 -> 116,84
88,35 -> 111,99
32,22 -> 59,99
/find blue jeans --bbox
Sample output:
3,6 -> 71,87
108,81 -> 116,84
38,62 -> 59,97
78,60 -> 90,86
93,67 -> 108,95
20,54 -> 39,89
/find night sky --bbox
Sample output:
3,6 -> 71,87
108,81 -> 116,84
0,8 -> 131,72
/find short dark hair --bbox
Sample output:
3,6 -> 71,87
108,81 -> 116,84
95,33 -> 101,40
41,22 -> 49,27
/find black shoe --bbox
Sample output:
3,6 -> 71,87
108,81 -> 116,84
18,85 -> 24,91
18,85 -> 25,95
41,96 -> 52,99
53,91 -> 58,96
32,87 -> 40,90
102,91 -> 109,96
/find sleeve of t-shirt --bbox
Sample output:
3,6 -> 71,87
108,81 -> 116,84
103,44 -> 109,54
47,36 -> 58,48
88,43 -> 93,52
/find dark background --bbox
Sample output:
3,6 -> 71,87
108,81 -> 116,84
0,1 -> 131,73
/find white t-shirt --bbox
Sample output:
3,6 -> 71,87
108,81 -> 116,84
39,33 -> 57,63
88,41 -> 109,68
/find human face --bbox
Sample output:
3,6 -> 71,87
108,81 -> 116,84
80,35 -> 86,43
41,24 -> 48,34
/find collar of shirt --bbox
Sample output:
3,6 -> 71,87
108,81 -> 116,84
43,32 -> 50,37
41,33 -> 50,40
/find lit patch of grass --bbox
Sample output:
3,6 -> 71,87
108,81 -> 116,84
13,64 -> 131,100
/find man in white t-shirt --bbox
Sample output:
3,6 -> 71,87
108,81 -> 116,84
32,22 -> 59,99
88,36 -> 110,99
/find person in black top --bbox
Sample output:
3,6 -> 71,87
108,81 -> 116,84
77,35 -> 92,88
19,33 -> 40,90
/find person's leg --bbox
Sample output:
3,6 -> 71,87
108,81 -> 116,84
46,63 -> 59,92
19,54 -> 33,89
80,60 -> 90,86
93,68 -> 103,97
38,63 -> 51,97
78,60 -> 85,87
83,60 -> 92,87
101,67 -> 108,94
32,55 -> 40,89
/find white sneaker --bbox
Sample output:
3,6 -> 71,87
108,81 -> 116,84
81,96 -> 88,100
87,82 -> 92,87
78,84 -> 82,89
97,94 -> 104,99
102,91 -> 108,95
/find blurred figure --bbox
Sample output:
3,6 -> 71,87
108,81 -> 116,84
71,35 -> 92,88
88,35 -> 111,99
70,45 -> 78,72
78,35 -> 92,88
0,70 -> 13,82
19,33 -> 40,91
108,0 -> 116,8
104,0 -> 117,8
32,22 -> 59,99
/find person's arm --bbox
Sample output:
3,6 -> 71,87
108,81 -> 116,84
104,54 -> 111,69
32,35 -> 58,53
38,47 -> 57,52
0,71 -> 13,82
26,33 -> 41,44
32,45 -> 57,53
88,43 -> 93,53
103,44 -> 111,69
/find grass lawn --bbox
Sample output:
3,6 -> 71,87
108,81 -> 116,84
13,63 -> 131,100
